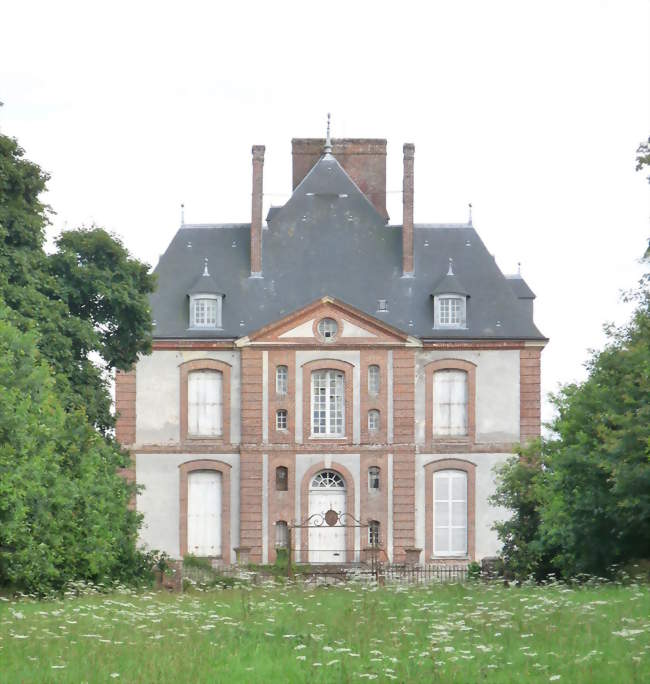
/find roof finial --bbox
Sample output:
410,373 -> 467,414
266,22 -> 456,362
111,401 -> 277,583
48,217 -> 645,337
517,261 -> 521,276
203,257 -> 210,277
181,203 -> 185,226
324,112 -> 332,154
468,202 -> 473,226
448,257 -> 454,276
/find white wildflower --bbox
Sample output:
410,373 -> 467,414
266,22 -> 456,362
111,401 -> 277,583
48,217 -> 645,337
549,677 -> 561,682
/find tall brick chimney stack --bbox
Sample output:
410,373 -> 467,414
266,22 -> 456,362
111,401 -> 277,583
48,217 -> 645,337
250,145 -> 265,277
402,143 -> 415,277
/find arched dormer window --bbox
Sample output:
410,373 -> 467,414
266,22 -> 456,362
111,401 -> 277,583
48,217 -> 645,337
188,258 -> 224,330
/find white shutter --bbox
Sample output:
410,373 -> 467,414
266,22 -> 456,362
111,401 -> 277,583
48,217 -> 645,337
187,470 -> 222,556
433,370 -> 468,436
433,470 -> 467,556
188,371 -> 223,436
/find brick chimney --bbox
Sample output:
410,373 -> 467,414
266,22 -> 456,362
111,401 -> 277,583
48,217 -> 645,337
402,143 -> 415,277
291,138 -> 388,221
250,145 -> 265,277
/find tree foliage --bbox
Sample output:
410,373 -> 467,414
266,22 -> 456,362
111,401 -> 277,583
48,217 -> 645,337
637,136 -> 650,182
0,132 -> 156,591
0,134 -> 155,432
0,310 -> 144,593
492,269 -> 650,579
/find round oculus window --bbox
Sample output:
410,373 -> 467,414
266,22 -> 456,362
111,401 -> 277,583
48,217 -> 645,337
317,317 -> 338,340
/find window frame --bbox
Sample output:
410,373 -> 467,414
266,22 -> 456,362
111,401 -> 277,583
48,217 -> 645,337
310,369 -> 345,438
433,294 -> 467,329
368,520 -> 381,547
317,317 -> 339,341
275,466 -> 288,491
424,359 -> 476,444
189,293 -> 223,330
432,469 -> 468,557
187,369 -> 224,437
276,409 -> 288,431
180,359 -> 232,444
275,520 -> 289,548
275,365 -> 288,396
368,466 -> 380,491
368,409 -> 380,433
368,364 -> 380,397
433,369 -> 468,437
302,360 -> 353,443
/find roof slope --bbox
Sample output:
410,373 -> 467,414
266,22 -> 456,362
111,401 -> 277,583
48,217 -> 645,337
150,153 -> 545,341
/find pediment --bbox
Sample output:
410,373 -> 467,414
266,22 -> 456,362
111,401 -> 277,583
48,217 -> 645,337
237,296 -> 420,347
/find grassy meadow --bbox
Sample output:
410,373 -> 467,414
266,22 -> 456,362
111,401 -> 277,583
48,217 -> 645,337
1,581 -> 649,683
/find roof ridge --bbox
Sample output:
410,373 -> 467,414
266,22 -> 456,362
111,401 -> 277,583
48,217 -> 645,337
180,223 -> 251,230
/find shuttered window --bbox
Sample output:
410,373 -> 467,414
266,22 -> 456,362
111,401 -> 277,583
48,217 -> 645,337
188,370 -> 223,436
275,521 -> 289,548
433,470 -> 467,556
187,470 -> 222,556
433,370 -> 468,436
311,370 -> 345,436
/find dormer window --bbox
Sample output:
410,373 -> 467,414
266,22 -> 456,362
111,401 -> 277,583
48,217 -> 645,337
190,294 -> 223,329
435,295 -> 466,329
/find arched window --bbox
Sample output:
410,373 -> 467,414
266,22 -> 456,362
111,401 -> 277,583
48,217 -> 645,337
187,370 -> 223,436
276,365 -> 288,395
368,466 -> 380,490
368,520 -> 380,547
433,470 -> 467,556
311,370 -> 345,436
368,365 -> 380,396
276,409 -> 288,431
275,521 -> 289,548
275,466 -> 288,491
368,409 -> 380,432
433,370 -> 468,436
310,470 -> 345,488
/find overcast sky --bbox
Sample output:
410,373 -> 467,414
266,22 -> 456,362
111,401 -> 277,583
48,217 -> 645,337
1,0 -> 648,424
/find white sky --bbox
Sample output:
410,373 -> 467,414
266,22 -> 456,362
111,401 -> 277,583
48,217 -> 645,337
1,0 -> 648,424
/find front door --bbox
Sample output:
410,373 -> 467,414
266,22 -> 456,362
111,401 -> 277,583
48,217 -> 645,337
308,470 -> 346,563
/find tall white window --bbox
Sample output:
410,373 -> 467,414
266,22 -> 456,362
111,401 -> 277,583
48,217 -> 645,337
275,521 -> 289,548
435,295 -> 466,328
368,409 -> 380,432
311,370 -> 345,436
433,470 -> 467,556
368,365 -> 380,396
188,370 -> 223,436
433,370 -> 468,436
368,466 -> 380,490
191,295 -> 222,329
276,365 -> 288,395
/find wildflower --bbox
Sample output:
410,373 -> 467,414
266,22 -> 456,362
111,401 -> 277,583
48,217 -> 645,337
110,675 -> 120,679
326,659 -> 340,666
296,655 -> 306,661
294,644 -> 306,650
549,677 -> 561,682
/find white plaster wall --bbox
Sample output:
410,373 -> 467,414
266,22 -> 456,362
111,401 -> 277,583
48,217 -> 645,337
415,350 -> 520,444
135,350 -> 241,445
415,452 -> 512,561
294,350 -> 361,444
136,452 -> 240,560
294,453 -> 361,562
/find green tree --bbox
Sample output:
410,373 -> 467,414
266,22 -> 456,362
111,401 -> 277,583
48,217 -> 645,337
0,308 -> 142,593
637,136 -> 650,182
0,133 -> 155,432
492,269 -> 650,579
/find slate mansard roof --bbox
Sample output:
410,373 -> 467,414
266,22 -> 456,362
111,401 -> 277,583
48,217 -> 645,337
150,151 -> 546,341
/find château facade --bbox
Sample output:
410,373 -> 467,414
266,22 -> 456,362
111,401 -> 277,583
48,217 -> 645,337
116,133 -> 545,566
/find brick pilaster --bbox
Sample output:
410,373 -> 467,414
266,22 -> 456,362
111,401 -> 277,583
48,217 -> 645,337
240,451 -> 263,562
392,349 -> 416,560
241,348 -> 263,443
520,348 -> 542,443
115,368 -> 136,508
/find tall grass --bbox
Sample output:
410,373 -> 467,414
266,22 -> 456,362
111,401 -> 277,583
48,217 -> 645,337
1,581 -> 648,682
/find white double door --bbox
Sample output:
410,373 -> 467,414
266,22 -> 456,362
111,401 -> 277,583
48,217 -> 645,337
308,488 -> 346,563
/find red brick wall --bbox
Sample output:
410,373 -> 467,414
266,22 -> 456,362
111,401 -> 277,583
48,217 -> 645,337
520,348 -> 542,443
391,350 -> 416,560
241,348 -> 263,444
240,451 -> 263,562
115,369 -> 136,446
